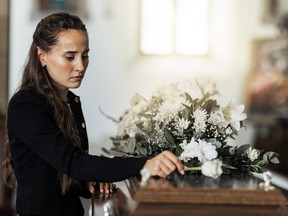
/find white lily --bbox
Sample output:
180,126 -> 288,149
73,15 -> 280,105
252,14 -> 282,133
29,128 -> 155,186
222,100 -> 247,131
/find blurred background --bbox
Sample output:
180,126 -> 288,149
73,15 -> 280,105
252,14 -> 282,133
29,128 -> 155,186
1,0 -> 288,215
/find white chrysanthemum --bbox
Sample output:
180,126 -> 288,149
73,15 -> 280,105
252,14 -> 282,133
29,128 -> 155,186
175,117 -> 191,133
247,147 -> 259,162
222,100 -> 247,131
154,97 -> 186,125
197,139 -> 218,162
192,108 -> 207,135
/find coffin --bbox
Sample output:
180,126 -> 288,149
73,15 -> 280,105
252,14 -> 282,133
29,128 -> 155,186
125,172 -> 288,215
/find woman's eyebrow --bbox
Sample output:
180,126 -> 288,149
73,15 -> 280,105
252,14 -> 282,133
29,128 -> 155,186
64,49 -> 90,54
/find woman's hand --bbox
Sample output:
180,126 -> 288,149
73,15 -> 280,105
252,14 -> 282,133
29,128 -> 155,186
88,182 -> 116,194
143,150 -> 184,177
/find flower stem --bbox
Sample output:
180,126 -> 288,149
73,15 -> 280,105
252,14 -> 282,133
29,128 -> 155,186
184,166 -> 202,171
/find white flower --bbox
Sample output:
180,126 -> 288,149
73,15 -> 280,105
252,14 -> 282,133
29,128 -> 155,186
154,97 -> 186,126
192,108 -> 207,135
180,138 -> 217,162
179,139 -> 188,148
197,139 -> 218,162
117,110 -> 140,136
222,100 -> 247,131
208,109 -> 227,128
225,127 -> 233,135
180,138 -> 199,160
175,117 -> 190,133
129,131 -> 136,137
247,147 -> 259,162
104,79 -> 280,181
201,159 -> 223,179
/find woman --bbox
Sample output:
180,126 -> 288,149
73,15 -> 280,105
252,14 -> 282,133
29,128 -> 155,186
3,12 -> 184,216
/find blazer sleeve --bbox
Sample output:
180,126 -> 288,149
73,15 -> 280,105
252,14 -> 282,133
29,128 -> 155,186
8,91 -> 147,182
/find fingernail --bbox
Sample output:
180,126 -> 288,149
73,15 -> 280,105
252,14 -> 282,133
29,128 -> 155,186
180,170 -> 185,175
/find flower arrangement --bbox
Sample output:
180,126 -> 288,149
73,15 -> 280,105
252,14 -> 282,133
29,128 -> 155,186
103,79 -> 279,179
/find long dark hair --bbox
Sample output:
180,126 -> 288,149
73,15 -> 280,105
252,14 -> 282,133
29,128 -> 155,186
3,12 -> 88,193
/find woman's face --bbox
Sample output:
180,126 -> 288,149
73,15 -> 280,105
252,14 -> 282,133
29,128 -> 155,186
38,29 -> 89,98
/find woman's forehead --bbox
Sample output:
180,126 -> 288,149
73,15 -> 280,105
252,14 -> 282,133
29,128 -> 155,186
52,30 -> 89,52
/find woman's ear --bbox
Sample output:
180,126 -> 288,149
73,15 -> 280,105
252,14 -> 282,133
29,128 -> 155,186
37,47 -> 47,67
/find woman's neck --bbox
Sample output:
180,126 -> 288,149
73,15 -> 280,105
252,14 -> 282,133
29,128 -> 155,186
60,89 -> 69,102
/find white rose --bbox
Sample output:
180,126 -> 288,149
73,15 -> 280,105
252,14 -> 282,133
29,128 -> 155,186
201,159 -> 223,179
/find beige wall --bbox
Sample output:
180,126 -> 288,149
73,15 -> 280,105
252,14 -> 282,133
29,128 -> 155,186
0,0 -> 8,110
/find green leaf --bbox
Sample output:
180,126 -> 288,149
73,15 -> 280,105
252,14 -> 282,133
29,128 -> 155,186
263,154 -> 268,161
263,151 -> 280,164
270,157 -> 280,164
164,128 -> 175,145
236,144 -> 251,155
185,92 -> 193,103
196,95 -> 207,107
264,151 -> 279,158
127,137 -> 136,153
251,165 -> 262,173
175,146 -> 183,157
204,99 -> 217,113
256,160 -> 268,167
179,107 -> 190,119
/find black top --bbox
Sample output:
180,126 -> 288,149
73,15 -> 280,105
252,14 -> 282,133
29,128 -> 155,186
7,89 -> 147,216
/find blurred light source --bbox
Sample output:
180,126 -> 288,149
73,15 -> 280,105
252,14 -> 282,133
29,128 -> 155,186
140,0 -> 209,56
140,0 -> 174,55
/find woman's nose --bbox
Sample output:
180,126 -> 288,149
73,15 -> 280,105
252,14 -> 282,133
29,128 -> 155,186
75,58 -> 86,71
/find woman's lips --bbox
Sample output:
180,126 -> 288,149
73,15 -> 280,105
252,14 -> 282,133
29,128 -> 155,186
70,76 -> 83,81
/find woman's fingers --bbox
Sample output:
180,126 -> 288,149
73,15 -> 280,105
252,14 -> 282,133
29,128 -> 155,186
163,151 -> 185,175
89,182 -> 116,194
88,182 -> 96,193
144,150 -> 184,177
99,182 -> 116,193
155,153 -> 176,176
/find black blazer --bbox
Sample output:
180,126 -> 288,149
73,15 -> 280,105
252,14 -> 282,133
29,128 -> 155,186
7,89 -> 147,216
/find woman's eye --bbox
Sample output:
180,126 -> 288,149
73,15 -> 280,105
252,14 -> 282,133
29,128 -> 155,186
66,56 -> 75,61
